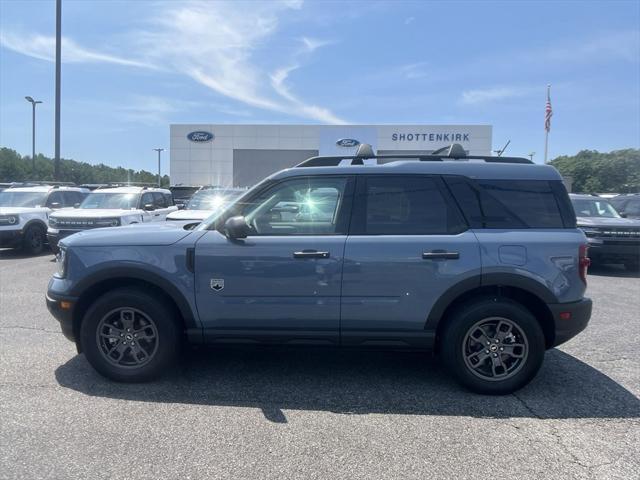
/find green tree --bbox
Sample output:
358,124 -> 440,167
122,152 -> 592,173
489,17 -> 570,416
550,149 -> 640,193
0,148 -> 170,187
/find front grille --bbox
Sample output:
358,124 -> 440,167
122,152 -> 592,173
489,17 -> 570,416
53,218 -> 100,229
600,229 -> 640,238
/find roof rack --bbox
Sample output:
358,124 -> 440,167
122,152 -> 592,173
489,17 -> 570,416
6,181 -> 77,188
96,182 -> 157,189
295,143 -> 533,168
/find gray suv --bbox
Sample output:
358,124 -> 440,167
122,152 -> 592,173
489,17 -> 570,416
46,144 -> 592,394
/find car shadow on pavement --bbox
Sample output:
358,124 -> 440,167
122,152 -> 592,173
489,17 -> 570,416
588,263 -> 640,278
0,248 -> 53,260
55,347 -> 640,423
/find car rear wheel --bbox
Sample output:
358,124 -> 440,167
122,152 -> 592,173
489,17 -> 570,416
80,288 -> 181,382
440,298 -> 545,395
21,225 -> 45,255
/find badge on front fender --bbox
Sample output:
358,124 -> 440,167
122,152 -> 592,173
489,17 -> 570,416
210,279 -> 224,291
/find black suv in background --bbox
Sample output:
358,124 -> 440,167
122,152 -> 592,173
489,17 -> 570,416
570,194 -> 640,270
610,194 -> 640,220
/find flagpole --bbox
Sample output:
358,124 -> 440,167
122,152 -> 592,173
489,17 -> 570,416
544,84 -> 551,164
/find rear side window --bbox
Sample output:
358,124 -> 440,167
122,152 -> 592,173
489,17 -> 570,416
445,177 -> 570,228
354,176 -> 465,235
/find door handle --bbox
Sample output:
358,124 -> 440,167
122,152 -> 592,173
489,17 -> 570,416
293,250 -> 330,259
422,251 -> 460,260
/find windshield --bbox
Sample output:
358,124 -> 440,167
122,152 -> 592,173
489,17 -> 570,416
0,191 -> 47,208
187,190 -> 243,210
571,198 -> 621,218
80,192 -> 138,210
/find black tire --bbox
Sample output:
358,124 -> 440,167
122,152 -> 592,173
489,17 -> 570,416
80,288 -> 181,382
21,224 -> 45,255
440,297 -> 545,395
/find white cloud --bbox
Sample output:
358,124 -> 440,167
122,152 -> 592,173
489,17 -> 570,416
0,0 -> 344,124
131,0 -> 344,123
459,86 -> 534,105
0,31 -> 153,68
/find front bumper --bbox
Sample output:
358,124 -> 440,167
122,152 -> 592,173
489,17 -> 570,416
0,229 -> 24,248
46,291 -> 78,343
548,297 -> 592,347
587,238 -> 640,262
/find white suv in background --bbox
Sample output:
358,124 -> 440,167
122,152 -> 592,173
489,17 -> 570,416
47,186 -> 177,253
0,184 -> 89,254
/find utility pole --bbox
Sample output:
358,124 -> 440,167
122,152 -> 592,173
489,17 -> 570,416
153,148 -> 164,187
528,152 -> 535,162
54,0 -> 62,181
25,96 -> 43,174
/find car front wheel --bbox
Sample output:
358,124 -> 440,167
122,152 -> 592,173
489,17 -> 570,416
22,225 -> 45,255
80,288 -> 181,382
440,298 -> 545,395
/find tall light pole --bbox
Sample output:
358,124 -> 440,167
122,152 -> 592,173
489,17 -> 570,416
528,152 -> 536,162
153,148 -> 164,186
25,96 -> 43,174
54,0 -> 62,181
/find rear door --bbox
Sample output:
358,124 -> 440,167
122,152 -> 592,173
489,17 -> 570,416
340,175 -> 481,347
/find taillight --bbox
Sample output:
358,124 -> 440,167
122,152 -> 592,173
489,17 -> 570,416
579,244 -> 590,284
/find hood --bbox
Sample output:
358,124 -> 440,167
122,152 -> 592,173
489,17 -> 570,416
166,209 -> 211,221
576,216 -> 640,228
50,208 -> 140,219
0,206 -> 49,215
61,222 -> 194,247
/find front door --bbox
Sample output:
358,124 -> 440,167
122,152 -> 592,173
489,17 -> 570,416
194,175 -> 354,345
341,175 -> 481,347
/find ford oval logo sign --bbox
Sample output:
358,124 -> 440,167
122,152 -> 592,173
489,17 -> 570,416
336,138 -> 360,148
187,131 -> 214,142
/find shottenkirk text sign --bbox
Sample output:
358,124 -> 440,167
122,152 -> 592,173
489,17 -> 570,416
391,132 -> 470,142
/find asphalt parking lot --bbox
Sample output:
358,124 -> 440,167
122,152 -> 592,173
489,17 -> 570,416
0,250 -> 638,480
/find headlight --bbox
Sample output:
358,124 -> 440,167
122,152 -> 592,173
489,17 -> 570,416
55,247 -> 67,278
0,215 -> 19,226
94,218 -> 121,227
579,227 -> 601,237
49,216 -> 58,227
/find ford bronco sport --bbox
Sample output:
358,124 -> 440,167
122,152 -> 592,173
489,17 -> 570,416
47,186 -> 177,253
0,184 -> 89,254
46,144 -> 592,394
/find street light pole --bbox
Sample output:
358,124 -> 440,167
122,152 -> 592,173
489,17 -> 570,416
54,0 -> 62,181
25,96 -> 43,174
153,148 -> 164,187
528,152 -> 536,162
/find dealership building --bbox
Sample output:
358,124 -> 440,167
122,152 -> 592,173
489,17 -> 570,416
169,124 -> 492,187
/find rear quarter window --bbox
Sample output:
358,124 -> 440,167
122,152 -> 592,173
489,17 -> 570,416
444,177 -> 571,229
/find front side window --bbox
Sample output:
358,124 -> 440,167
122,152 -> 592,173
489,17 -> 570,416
152,192 -> 167,208
357,176 -> 464,235
140,193 -> 155,210
80,193 -> 138,210
235,177 -> 349,236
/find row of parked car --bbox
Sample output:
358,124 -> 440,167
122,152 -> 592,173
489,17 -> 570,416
0,183 -> 244,254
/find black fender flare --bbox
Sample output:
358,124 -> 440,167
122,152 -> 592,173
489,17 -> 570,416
70,266 -> 198,329
22,218 -> 48,233
425,273 -> 558,330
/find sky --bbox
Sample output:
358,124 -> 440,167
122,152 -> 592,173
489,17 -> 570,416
0,0 -> 639,174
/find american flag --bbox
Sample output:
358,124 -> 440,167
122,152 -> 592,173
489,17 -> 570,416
545,85 -> 553,132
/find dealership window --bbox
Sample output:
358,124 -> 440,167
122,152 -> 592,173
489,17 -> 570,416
240,177 -> 348,235
359,176 -> 463,235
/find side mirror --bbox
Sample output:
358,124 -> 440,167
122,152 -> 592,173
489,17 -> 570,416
224,216 -> 250,239
143,203 -> 155,211
74,203 -> 81,208
50,202 -> 61,210
619,212 -> 628,218
177,203 -> 186,210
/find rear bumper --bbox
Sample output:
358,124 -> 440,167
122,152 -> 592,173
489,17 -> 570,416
548,297 -> 592,347
0,229 -> 24,247
46,291 -> 78,343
